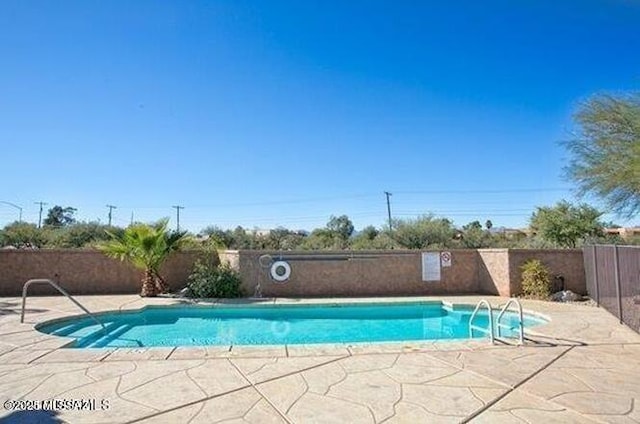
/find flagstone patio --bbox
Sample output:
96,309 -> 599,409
0,295 -> 638,423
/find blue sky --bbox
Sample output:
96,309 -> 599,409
1,0 -> 639,232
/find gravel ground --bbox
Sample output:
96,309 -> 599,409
563,297 -> 598,307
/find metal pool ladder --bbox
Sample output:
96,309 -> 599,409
21,279 -> 106,330
496,298 -> 524,345
469,299 -> 495,344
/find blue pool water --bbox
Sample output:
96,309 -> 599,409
36,303 -> 546,348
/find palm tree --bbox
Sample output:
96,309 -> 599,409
99,219 -> 187,297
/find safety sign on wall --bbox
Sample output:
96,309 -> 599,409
422,252 -> 441,282
440,251 -> 452,267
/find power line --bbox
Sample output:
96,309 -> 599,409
394,208 -> 533,214
104,194 -> 380,210
394,187 -> 571,195
65,187 -> 571,210
34,201 -> 47,228
394,212 -> 530,217
106,205 -> 117,226
0,186 -> 575,230
172,205 -> 184,232
0,201 -> 22,222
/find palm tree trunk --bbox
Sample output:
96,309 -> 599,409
153,271 -> 170,294
141,269 -> 157,297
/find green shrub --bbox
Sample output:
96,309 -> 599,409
520,259 -> 552,299
187,260 -> 244,298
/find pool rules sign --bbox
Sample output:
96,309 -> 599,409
421,252 -> 441,281
422,251 -> 452,282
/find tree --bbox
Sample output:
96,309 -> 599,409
44,205 -> 77,227
465,221 -> 482,230
351,226 -> 378,249
228,226 -> 254,249
326,215 -> 354,246
360,226 -> 379,241
529,201 -> 604,248
99,219 -> 188,296
351,228 -> 398,250
485,220 -> 493,230
49,222 -> 123,248
564,92 -> 640,217
460,220 -> 493,248
264,227 -> 289,250
200,226 -> 234,248
300,215 -> 354,250
299,228 -> 336,250
265,227 -> 306,250
392,215 -> 456,249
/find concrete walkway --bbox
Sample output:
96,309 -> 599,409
0,295 -> 638,423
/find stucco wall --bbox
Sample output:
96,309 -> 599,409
0,250 -> 208,296
218,250 -> 240,270
477,249 -> 511,296
233,249 -> 586,298
508,249 -> 586,295
0,248 -> 586,297
234,250 -> 480,297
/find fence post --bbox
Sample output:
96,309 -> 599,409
613,245 -> 623,324
592,245 -> 599,307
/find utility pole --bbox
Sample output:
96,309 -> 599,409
172,205 -> 184,232
106,205 -> 117,226
35,201 -> 47,228
384,191 -> 393,232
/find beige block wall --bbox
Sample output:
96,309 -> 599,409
235,250 -> 480,297
0,248 -> 586,298
508,249 -> 586,295
235,249 -> 586,298
0,250 -> 208,296
218,250 -> 240,269
477,249 -> 511,296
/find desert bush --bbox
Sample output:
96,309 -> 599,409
187,260 -> 243,298
0,222 -> 47,248
520,259 -> 551,299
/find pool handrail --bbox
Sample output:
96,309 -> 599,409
21,278 -> 106,330
496,298 -> 524,345
469,299 -> 495,344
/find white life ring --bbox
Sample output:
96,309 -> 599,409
270,261 -> 291,282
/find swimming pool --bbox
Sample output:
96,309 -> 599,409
36,302 -> 546,348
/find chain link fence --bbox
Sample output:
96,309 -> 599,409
584,245 -> 640,333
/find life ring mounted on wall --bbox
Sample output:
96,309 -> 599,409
270,260 -> 291,282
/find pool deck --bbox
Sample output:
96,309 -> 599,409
0,295 -> 639,423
